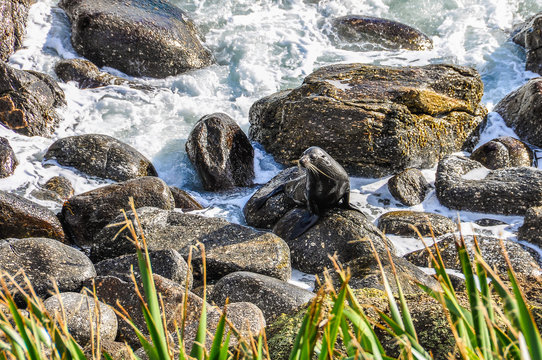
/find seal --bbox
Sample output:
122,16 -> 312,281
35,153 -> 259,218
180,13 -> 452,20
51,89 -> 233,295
254,146 -> 362,239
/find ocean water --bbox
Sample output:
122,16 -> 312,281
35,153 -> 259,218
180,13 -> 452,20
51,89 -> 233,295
3,0 -> 542,273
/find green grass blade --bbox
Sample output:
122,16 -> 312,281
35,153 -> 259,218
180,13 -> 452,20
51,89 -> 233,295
189,293 -> 207,359
318,283 -> 347,360
208,310 -> 228,360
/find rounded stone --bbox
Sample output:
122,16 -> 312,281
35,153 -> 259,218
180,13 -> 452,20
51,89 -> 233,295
376,211 -> 456,237
387,168 -> 431,206
0,137 -> 17,178
470,136 -> 532,169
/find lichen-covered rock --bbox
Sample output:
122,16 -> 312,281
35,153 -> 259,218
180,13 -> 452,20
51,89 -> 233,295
470,136 -> 532,169
45,134 -> 157,182
249,63 -> 486,177
0,0 -> 30,61
91,207 -> 291,282
169,187 -> 203,211
512,13 -> 542,74
518,206 -> 542,247
210,271 -> 315,322
435,155 -> 542,215
332,15 -> 433,50
44,292 -> 117,346
273,208 -> 392,274
54,58 -> 153,90
61,177 -> 174,246
30,176 -> 74,203
186,113 -> 254,191
95,249 -> 193,289
0,190 -> 65,241
0,62 -> 65,137
494,78 -> 542,147
59,0 -> 214,78
377,211 -> 456,237
0,137 -> 17,178
0,238 -> 95,301
387,168 -> 431,206
405,234 -> 541,279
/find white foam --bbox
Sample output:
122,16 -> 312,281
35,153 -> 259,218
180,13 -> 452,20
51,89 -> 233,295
462,167 -> 491,180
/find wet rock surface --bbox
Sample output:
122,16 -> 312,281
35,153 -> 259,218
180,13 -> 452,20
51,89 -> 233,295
249,63 -> 486,177
30,176 -> 74,203
59,0 -> 214,78
186,113 -> 254,191
470,136 -> 533,169
61,177 -> 174,246
387,168 -> 431,206
512,13 -> 542,74
518,206 -> 542,247
91,207 -> 291,282
0,0 -> 30,61
332,15 -> 433,50
0,190 -> 66,241
0,62 -> 65,137
377,211 -> 456,237
45,134 -> 157,182
435,155 -> 542,215
169,186 -> 203,211
0,137 -> 17,178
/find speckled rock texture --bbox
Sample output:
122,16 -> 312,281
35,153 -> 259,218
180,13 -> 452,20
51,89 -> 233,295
91,207 -> 291,282
387,168 -> 431,206
332,15 -> 433,50
45,134 -> 157,182
435,155 -> 542,215
0,190 -> 66,241
44,292 -> 117,346
0,137 -> 17,178
249,63 -> 486,177
512,13 -> 542,74
30,176 -> 74,203
518,206 -> 542,247
210,271 -> 315,322
0,0 -> 30,61
377,211 -> 456,237
0,238 -> 95,301
59,0 -> 214,78
169,186 -> 203,211
494,78 -> 542,147
0,62 -> 65,137
61,177 -> 174,246
405,234 -> 541,279
186,113 -> 254,191
273,208 -> 392,274
470,136 -> 532,169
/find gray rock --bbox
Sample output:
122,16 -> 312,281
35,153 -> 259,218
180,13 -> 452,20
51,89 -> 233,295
0,62 -> 65,137
169,187 -> 203,211
435,155 -> 542,215
249,63 -> 486,177
405,234 -> 541,279
494,78 -> 542,147
244,166 -> 305,229
0,238 -> 95,301
377,211 -> 456,237
387,168 -> 431,206
0,0 -> 30,61
61,177 -> 174,247
59,0 -> 214,78
186,113 -> 254,191
512,13 -> 542,74
518,206 -> 542,247
332,15 -> 433,50
94,249 -> 192,289
470,136 -> 532,169
0,190 -> 66,241
210,271 -> 315,322
31,176 -> 74,203
45,134 -> 157,182
0,137 -> 17,178
91,207 -> 291,282
44,292 -> 117,346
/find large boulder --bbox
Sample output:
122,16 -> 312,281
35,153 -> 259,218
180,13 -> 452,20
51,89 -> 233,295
376,211 -> 456,237
61,177 -> 174,246
387,168 -> 431,206
435,155 -> 542,215
45,134 -> 157,181
470,136 -> 532,169
518,206 -> 542,247
0,62 -> 66,137
331,15 -> 432,50
0,137 -> 17,178
0,238 -> 96,300
58,0 -> 214,78
0,0 -> 30,61
512,13 -> 542,74
91,207 -> 291,282
249,63 -> 486,177
186,113 -> 254,191
494,78 -> 542,147
273,208 -> 392,274
0,190 -> 66,241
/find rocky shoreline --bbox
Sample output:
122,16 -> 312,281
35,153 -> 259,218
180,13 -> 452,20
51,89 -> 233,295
1,0 -> 542,358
